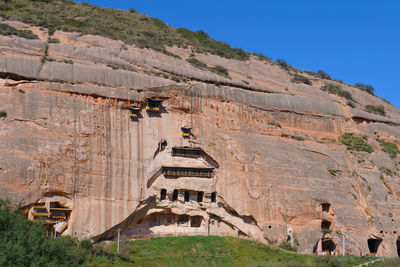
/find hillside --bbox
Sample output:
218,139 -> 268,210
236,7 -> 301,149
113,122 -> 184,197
0,0 -> 400,259
87,236 -> 380,267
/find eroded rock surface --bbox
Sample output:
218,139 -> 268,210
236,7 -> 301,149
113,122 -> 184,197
1,22 -> 400,257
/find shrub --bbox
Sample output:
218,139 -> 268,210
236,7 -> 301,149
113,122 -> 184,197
252,52 -> 271,62
364,105 -> 385,116
0,23 -> 38,39
209,65 -> 230,79
292,136 -> 305,141
268,122 -> 281,128
355,83 -> 374,95
186,57 -> 230,79
186,57 -> 207,69
328,170 -> 340,176
291,74 -> 311,85
176,28 -> 249,60
378,140 -> 399,158
276,58 -> 290,70
339,133 -> 373,153
48,37 -> 60,43
379,167 -> 393,176
320,83 -> 354,102
0,111 -> 6,118
317,70 -> 331,79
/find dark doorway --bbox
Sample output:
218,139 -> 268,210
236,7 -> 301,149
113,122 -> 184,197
172,189 -> 178,201
184,191 -> 190,202
397,237 -> 400,257
160,189 -> 167,200
321,220 -> 332,230
322,239 -> 336,252
197,191 -> 204,202
211,192 -> 217,202
368,238 -> 382,254
321,203 -> 331,212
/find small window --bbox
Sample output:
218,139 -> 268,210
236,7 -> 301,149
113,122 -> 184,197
172,189 -> 178,201
160,189 -> 167,200
211,192 -> 217,202
184,191 -> 190,202
197,191 -> 204,202
321,203 -> 330,212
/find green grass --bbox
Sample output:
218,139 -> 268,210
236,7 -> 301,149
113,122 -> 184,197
0,23 -> 38,39
364,105 -> 386,116
339,133 -> 373,153
0,111 -> 7,118
85,236 -> 376,267
378,140 -> 399,158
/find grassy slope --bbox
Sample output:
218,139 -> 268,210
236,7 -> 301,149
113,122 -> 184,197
86,236 -> 377,267
0,0 -> 249,60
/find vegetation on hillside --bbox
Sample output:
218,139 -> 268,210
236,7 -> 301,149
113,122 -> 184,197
186,57 -> 231,79
0,199 -> 132,266
0,199 -> 384,266
0,0 -> 248,60
378,140 -> 399,158
364,104 -> 386,116
320,83 -> 355,105
291,73 -> 312,85
355,83 -> 374,95
0,111 -> 7,118
0,22 -> 38,39
339,133 -> 373,153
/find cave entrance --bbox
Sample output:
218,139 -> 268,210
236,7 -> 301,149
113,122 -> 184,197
397,237 -> 400,257
160,189 -> 167,200
211,192 -> 217,202
368,238 -> 382,254
197,191 -> 204,202
321,220 -> 332,230
322,239 -> 336,253
184,191 -> 190,202
321,203 -> 331,212
172,189 -> 178,201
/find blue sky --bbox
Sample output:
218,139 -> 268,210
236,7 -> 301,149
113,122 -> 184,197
78,0 -> 400,108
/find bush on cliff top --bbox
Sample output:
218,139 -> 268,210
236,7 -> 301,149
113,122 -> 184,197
0,0 -> 248,60
339,133 -> 373,153
291,74 -> 312,85
0,23 -> 38,39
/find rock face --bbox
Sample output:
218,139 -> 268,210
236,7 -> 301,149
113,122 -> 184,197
1,21 -> 400,257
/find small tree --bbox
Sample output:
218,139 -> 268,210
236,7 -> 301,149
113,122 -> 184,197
355,83 -> 374,95
317,70 -> 331,79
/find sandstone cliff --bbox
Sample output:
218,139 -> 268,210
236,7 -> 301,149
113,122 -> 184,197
1,19 -> 400,257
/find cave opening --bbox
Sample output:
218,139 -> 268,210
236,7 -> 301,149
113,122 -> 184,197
160,189 -> 167,200
172,189 -> 178,201
321,220 -> 332,230
368,238 -> 382,254
184,191 -> 190,202
197,191 -> 204,202
397,237 -> 400,257
211,192 -> 217,202
322,239 -> 336,253
321,203 -> 331,212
